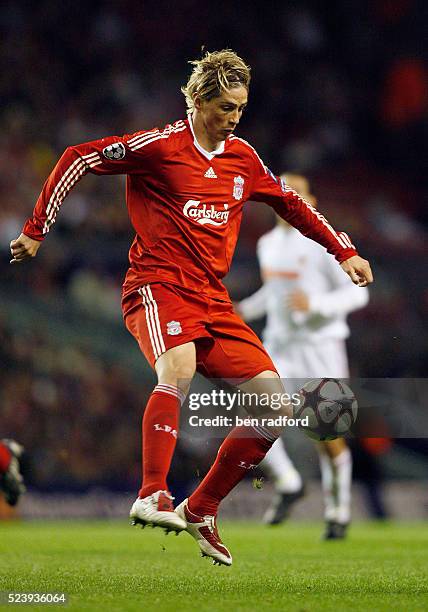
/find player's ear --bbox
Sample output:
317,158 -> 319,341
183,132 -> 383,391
194,96 -> 202,111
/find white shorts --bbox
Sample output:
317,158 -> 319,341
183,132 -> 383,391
266,338 -> 349,394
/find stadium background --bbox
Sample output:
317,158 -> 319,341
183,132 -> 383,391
0,0 -> 427,519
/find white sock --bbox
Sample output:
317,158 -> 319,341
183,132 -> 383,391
260,438 -> 302,493
319,451 -> 337,522
332,448 -> 352,524
319,448 -> 352,524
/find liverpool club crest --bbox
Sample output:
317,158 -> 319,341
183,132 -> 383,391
233,176 -> 244,200
166,320 -> 182,336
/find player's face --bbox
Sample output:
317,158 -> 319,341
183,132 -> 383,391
196,86 -> 248,145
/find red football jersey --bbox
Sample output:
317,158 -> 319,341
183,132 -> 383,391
23,116 -> 357,302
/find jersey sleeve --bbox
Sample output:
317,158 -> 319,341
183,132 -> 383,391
248,153 -> 358,264
22,128 -> 163,240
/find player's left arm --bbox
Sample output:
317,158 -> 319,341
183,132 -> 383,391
289,253 -> 369,316
248,158 -> 373,287
339,255 -> 372,287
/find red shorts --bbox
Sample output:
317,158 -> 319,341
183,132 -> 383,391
122,282 -> 276,381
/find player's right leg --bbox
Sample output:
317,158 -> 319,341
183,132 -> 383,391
129,342 -> 196,533
122,283 -> 211,534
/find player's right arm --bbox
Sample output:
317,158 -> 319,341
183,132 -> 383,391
9,234 -> 41,264
9,125 -> 169,262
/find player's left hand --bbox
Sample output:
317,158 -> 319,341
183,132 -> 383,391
340,255 -> 373,286
286,290 -> 310,312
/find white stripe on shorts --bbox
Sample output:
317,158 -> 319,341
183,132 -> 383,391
138,285 -> 166,360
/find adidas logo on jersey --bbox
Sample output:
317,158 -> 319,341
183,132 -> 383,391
204,167 -> 217,178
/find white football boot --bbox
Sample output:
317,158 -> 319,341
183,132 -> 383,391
130,490 -> 186,534
175,498 -> 232,566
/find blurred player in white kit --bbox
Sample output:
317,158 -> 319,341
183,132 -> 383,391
237,174 -> 369,539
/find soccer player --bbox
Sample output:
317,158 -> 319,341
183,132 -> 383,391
10,50 -> 372,565
237,174 -> 369,539
0,439 -> 26,506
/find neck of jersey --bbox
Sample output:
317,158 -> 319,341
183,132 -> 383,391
188,113 -> 226,161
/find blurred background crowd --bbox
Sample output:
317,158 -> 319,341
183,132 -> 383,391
0,1 -> 427,509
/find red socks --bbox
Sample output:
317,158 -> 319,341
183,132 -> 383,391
0,443 -> 11,473
138,386 -> 277,515
188,425 -> 275,516
138,384 -> 185,498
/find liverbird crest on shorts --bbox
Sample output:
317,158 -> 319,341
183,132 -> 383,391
166,320 -> 182,335
233,175 -> 244,201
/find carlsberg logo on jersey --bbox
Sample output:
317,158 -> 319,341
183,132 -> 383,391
183,200 -> 230,226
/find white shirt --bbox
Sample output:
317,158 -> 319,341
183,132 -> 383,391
239,225 -> 369,348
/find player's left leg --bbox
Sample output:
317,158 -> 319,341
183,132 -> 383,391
298,339 -> 352,539
187,370 -> 288,515
319,438 -> 352,540
176,301 -> 294,565
178,370 -> 292,565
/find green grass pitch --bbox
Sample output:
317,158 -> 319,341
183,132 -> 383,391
0,521 -> 427,611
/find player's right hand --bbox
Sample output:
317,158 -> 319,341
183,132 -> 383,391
9,233 -> 41,264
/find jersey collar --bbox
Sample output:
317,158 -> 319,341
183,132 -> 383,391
187,113 -> 225,161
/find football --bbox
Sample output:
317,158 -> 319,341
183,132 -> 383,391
293,378 -> 358,441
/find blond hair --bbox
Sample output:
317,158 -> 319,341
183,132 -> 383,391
181,49 -> 251,112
